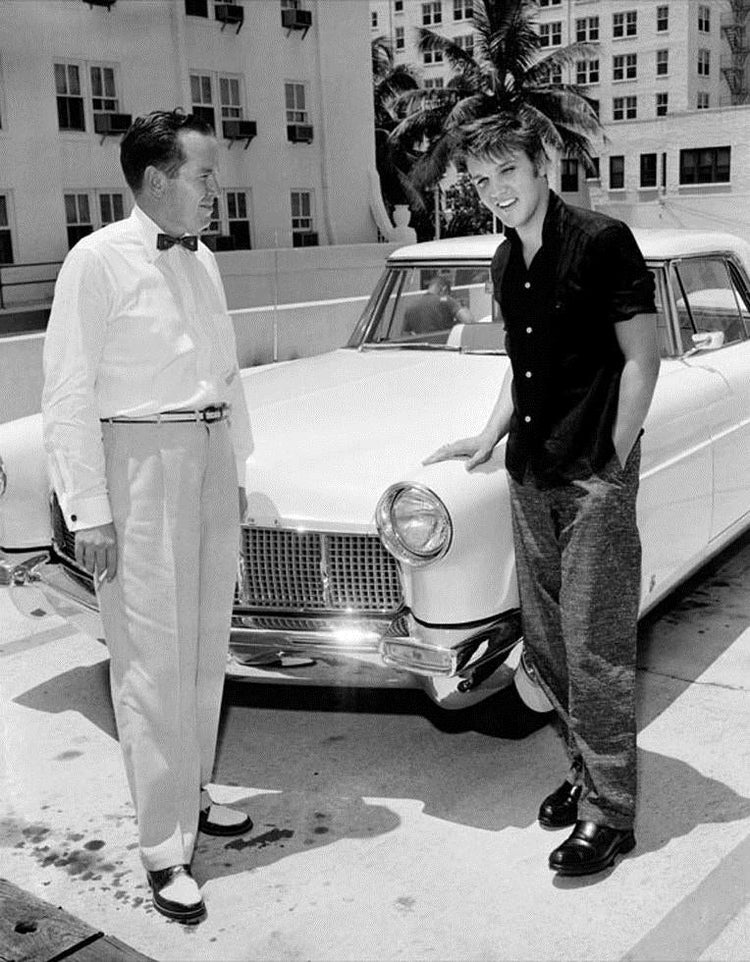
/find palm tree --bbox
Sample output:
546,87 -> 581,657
390,0 -> 603,191
371,36 -> 424,214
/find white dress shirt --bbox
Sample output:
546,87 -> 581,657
42,205 -> 253,531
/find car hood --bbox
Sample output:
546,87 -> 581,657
240,348 -> 508,528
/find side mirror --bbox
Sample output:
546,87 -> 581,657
690,330 -> 725,352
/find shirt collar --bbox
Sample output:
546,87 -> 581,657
132,205 -> 167,264
132,205 -> 201,263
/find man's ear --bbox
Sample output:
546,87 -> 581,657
143,165 -> 167,199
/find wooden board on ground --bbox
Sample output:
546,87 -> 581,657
0,879 -> 154,962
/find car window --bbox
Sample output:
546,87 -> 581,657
648,266 -> 675,358
358,264 -> 505,352
672,256 -> 750,353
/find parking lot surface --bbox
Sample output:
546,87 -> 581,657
1,533 -> 749,962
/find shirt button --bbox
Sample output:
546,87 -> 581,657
70,514 -> 77,522
525,370 -> 532,378
524,415 -> 531,423
526,326 -> 533,334
524,281 -> 531,289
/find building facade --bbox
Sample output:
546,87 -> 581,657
369,0 -> 750,215
0,0 -> 379,288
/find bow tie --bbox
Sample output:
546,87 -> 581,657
156,233 -> 199,252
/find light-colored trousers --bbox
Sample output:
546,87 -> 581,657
97,419 -> 239,870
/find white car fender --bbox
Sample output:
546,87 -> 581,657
0,414 -> 51,550
399,451 -> 519,625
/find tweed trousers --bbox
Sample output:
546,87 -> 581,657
508,442 -> 641,830
97,418 -> 239,870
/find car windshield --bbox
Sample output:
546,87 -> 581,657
348,263 -> 506,354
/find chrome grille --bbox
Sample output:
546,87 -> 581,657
239,526 -> 403,613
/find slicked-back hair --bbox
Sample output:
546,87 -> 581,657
454,112 -> 549,172
120,110 -> 215,193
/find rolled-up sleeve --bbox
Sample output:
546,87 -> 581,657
594,223 -> 656,323
42,246 -> 113,530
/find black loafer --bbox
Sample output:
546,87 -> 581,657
198,804 -> 253,837
549,820 -> 636,876
147,864 -> 205,923
538,780 -> 582,828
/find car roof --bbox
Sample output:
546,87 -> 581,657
387,227 -> 750,270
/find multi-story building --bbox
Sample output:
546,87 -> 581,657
369,1 -> 750,226
0,0 -> 378,287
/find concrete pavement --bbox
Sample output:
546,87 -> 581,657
1,533 -> 749,961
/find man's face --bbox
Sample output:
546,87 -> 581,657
466,148 -> 547,232
161,130 -> 219,235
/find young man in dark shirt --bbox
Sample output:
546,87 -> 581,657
425,112 -> 660,876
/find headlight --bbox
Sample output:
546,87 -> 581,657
375,483 -> 452,566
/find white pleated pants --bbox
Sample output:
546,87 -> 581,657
97,418 -> 239,871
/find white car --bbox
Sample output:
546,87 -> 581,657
2,229 -> 750,728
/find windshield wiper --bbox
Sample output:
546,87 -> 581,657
360,341 -> 460,351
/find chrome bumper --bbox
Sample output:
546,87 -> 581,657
9,554 -> 522,708
229,608 -> 522,706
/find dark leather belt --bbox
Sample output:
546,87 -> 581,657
101,403 -> 230,424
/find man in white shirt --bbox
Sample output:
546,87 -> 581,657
42,110 -> 254,924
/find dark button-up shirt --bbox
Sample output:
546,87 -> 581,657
491,191 -> 656,487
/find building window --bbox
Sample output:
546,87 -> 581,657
698,49 -> 710,77
0,195 -> 13,264
280,0 -> 300,9
680,147 -> 730,184
612,96 -> 637,121
613,11 -> 637,39
697,91 -> 710,109
424,77 -> 444,89
656,5 -> 669,31
395,0 -> 404,12
455,34 -> 474,55
185,0 -> 208,16
609,156 -> 624,190
422,2 -> 442,26
576,16 -> 599,42
423,48 -> 444,64
190,73 -> 215,128
541,63 -> 562,84
586,157 -> 600,180
656,49 -> 668,76
371,11 -> 378,28
395,26 -> 405,50
539,0 -> 562,6
640,154 -> 657,188
291,190 -> 315,245
55,62 -> 85,131
560,159 -> 578,193
225,190 -> 252,249
656,92 -> 668,116
576,59 -> 599,85
219,75 -> 243,119
613,53 -> 637,81
98,191 -> 126,225
285,82 -> 308,123
453,0 -> 472,20
90,65 -> 118,116
539,22 -> 562,47
64,193 -> 93,248
698,4 -> 710,32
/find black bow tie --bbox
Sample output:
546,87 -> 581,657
157,233 -> 199,252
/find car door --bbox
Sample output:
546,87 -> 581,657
671,253 -> 750,539
637,263 -> 726,610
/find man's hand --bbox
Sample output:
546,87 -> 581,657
423,433 -> 498,471
75,522 -> 117,584
239,486 -> 248,522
